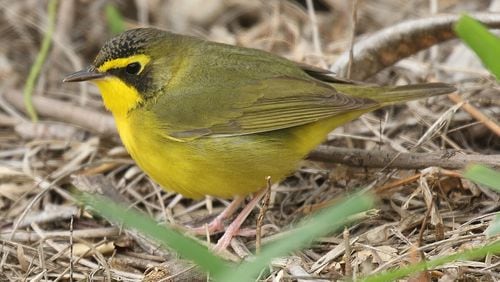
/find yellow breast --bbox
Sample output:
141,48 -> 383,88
111,108 -> 367,199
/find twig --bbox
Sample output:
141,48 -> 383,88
331,12 -> 500,80
110,254 -> 159,271
38,243 -> 48,282
158,264 -> 199,282
255,177 -> 272,255
343,227 -> 352,278
16,205 -> 79,228
418,200 -> 433,246
305,0 -> 325,68
0,227 -> 119,242
309,145 -> 500,169
413,102 -> 463,148
69,215 -> 74,282
448,93 -> 500,136
23,0 -> 58,121
310,236 -> 359,274
3,90 -> 116,136
346,0 -> 359,79
375,173 -> 422,194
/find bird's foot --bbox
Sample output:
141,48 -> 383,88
213,189 -> 267,252
187,196 -> 246,236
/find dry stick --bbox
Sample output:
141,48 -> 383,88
375,173 -> 422,194
0,227 -> 119,242
346,0 -> 359,79
305,0 -> 326,68
16,205 -> 79,228
331,12 -> 500,80
418,200 -> 433,247
309,145 -> 500,169
3,90 -> 116,136
69,215 -> 74,282
37,243 -> 48,282
111,254 -> 159,271
343,227 -> 352,279
448,93 -> 500,137
255,177 -> 272,255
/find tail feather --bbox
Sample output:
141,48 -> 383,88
334,82 -> 456,105
375,83 -> 456,105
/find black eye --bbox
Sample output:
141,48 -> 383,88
125,62 -> 141,75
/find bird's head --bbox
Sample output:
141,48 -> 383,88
64,28 -> 176,116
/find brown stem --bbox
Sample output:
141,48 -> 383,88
3,90 -> 116,136
448,93 -> 500,137
331,13 -> 500,80
309,145 -> 500,169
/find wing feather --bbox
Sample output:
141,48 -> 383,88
162,76 -> 377,139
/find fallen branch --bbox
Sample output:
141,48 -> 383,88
3,90 -> 116,136
332,13 -> 500,80
308,145 -> 500,169
0,227 -> 119,242
448,93 -> 500,137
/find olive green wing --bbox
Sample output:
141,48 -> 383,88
151,76 -> 378,140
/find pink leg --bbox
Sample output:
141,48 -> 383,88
213,189 -> 267,252
189,196 -> 245,235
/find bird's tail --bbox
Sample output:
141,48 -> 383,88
334,82 -> 456,105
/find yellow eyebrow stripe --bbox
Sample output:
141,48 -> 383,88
97,54 -> 151,73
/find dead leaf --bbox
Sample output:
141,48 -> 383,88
363,224 -> 392,244
16,244 -> 29,272
71,241 -> 115,257
407,245 -> 430,282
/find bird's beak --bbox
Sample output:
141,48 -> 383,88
63,67 -> 106,83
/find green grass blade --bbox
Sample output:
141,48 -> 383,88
463,164 -> 500,238
362,240 -> 500,282
105,3 -> 125,35
454,14 -> 500,79
79,191 -> 372,281
216,193 -> 374,282
23,0 -> 58,122
463,164 -> 500,191
78,192 -> 230,275
486,214 -> 500,237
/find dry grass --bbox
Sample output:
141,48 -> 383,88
0,0 -> 499,281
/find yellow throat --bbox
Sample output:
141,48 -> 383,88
94,54 -> 151,117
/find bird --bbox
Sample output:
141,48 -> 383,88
64,28 -> 456,250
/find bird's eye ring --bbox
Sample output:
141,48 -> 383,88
125,62 -> 141,75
